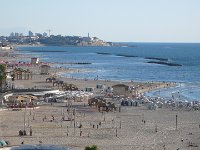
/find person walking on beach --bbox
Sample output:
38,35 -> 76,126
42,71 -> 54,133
80,130 -> 82,136
163,145 -> 166,150
30,126 -> 32,136
143,120 -> 146,125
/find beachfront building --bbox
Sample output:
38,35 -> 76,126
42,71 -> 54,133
0,52 -> 9,57
40,65 -> 50,75
112,84 -> 132,97
31,57 -> 39,64
0,45 -> 12,50
13,68 -> 32,80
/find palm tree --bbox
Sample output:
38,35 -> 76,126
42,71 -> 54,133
0,64 -> 6,91
84,145 -> 98,150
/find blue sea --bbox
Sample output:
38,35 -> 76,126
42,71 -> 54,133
16,43 -> 200,101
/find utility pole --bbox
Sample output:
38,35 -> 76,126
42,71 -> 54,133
73,108 -> 76,136
67,126 -> 69,136
23,106 -> 27,135
30,107 -> 31,115
115,127 -> 118,137
176,114 -> 178,130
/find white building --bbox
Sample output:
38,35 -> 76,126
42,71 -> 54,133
31,57 -> 39,64
40,65 -> 50,75
112,84 -> 132,97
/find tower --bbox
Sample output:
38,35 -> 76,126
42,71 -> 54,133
47,29 -> 51,37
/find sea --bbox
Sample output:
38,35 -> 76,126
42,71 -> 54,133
16,43 -> 200,101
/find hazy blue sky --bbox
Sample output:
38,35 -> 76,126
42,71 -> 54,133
0,0 -> 200,42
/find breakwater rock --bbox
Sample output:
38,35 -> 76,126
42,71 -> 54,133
147,61 -> 182,66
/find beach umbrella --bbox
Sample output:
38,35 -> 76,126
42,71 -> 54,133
16,95 -> 30,102
14,95 -> 38,103
29,95 -> 38,100
97,101 -> 107,107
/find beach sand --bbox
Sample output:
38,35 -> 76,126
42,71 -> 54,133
0,102 -> 200,150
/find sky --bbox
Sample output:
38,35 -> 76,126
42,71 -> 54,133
0,0 -> 200,42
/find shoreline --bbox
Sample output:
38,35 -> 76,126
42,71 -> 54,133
0,46 -> 179,96
1,47 -> 200,150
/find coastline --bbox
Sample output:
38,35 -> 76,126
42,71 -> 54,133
1,46 -> 176,95
1,47 -> 200,150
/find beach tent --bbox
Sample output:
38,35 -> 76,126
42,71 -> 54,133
85,87 -> 94,92
10,144 -> 72,150
147,103 -> 158,110
127,100 -> 132,106
121,100 -> 126,106
122,100 -> 129,106
131,100 -> 139,107
96,84 -> 103,89
0,140 -> 7,147
156,101 -> 163,108
129,100 -> 134,106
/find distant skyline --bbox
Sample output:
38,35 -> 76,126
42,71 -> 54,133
0,0 -> 200,43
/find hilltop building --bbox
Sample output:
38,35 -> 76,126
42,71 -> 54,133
35,33 -> 43,38
28,31 -> 34,37
78,33 -> 110,46
10,32 -> 15,37
43,32 -> 48,37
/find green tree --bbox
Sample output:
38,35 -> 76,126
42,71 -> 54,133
84,145 -> 98,150
0,64 -> 6,91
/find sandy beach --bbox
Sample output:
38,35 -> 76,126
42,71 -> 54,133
0,51 -> 199,150
0,102 -> 200,150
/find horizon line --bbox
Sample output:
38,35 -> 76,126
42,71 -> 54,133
111,41 -> 200,44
